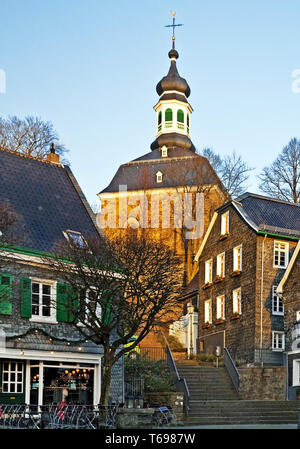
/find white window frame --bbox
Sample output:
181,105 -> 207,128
272,285 -> 284,316
221,211 -> 229,235
78,288 -> 102,327
216,253 -> 225,278
273,241 -> 289,269
292,359 -> 300,386
296,311 -> 300,322
29,278 -> 57,324
156,171 -> 163,183
232,287 -> 242,315
272,331 -> 285,351
63,230 -> 87,249
2,361 -> 24,394
216,295 -> 225,320
233,245 -> 242,272
205,259 -> 213,284
161,146 -> 168,157
204,299 -> 212,324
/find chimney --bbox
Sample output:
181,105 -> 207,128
46,143 -> 60,164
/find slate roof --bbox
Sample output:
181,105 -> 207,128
100,151 -> 224,194
0,149 -> 100,252
231,193 -> 300,237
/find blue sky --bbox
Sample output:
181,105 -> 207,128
1,0 -> 300,206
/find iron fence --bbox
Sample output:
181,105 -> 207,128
0,403 -> 119,429
140,347 -> 167,362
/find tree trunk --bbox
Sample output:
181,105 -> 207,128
100,347 -> 115,405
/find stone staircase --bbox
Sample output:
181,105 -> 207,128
177,362 -> 299,426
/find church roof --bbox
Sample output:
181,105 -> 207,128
100,151 -> 223,194
0,149 -> 101,252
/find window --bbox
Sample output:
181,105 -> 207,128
64,230 -> 87,249
204,299 -> 212,323
272,286 -> 284,315
296,311 -> 300,322
161,145 -> 168,157
272,331 -> 285,351
2,361 -> 23,393
221,211 -> 229,235
187,114 -> 190,133
233,288 -> 241,315
158,111 -> 162,132
216,253 -> 225,278
79,289 -> 101,326
205,259 -> 213,284
31,279 -> 56,322
156,171 -> 163,183
165,108 -> 173,123
274,241 -> 289,268
233,245 -> 242,272
216,295 -> 225,320
177,109 -> 184,123
158,111 -> 162,125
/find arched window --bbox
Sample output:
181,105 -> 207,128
187,114 -> 190,127
158,111 -> 162,125
158,111 -> 162,132
156,171 -> 163,183
177,109 -> 184,123
165,108 -> 173,122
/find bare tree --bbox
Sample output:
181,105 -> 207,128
44,232 -> 184,404
200,148 -> 253,198
258,138 -> 300,204
0,116 -> 68,162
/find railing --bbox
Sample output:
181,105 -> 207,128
224,347 -> 240,393
162,336 -> 189,415
140,346 -> 167,362
0,404 -> 119,429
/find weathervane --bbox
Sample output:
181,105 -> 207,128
164,11 -> 183,49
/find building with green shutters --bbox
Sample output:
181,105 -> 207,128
0,147 -> 124,406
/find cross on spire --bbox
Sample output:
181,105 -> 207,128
164,11 -> 183,49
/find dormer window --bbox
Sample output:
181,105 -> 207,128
64,230 -> 87,248
161,146 -> 168,158
156,171 -> 163,183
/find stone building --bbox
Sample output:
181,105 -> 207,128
0,147 -> 123,405
277,240 -> 300,399
195,192 -> 300,367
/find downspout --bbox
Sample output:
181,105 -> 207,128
260,234 -> 267,366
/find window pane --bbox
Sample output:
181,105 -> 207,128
17,384 -> 22,393
32,283 -> 39,294
10,362 -> 15,371
43,284 -> 50,295
2,383 -> 8,392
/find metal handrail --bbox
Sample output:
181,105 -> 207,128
224,347 -> 240,393
162,334 -> 190,415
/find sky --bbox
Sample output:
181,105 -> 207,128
1,0 -> 300,207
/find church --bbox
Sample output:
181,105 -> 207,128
97,19 -> 227,348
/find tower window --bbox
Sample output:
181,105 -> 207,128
165,108 -> 173,123
187,114 -> 190,134
158,111 -> 162,132
161,146 -> 168,158
177,109 -> 184,123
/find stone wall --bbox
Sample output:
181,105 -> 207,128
144,392 -> 184,420
239,366 -> 286,400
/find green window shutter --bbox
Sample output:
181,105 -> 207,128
20,277 -> 32,318
0,273 -> 13,315
165,108 -> 173,122
177,109 -> 184,123
56,283 -> 79,323
102,290 -> 113,326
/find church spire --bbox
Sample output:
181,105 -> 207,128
150,13 -> 195,153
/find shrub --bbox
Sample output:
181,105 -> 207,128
125,355 -> 175,392
165,335 -> 186,353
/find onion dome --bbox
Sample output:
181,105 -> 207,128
156,49 -> 191,98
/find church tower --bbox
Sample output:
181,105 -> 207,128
97,17 -> 227,285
